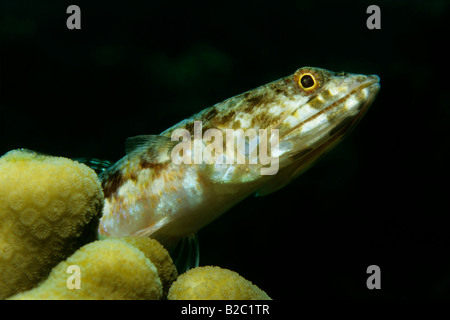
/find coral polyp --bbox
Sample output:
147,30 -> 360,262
168,266 -> 271,300
0,149 -> 104,299
9,239 -> 163,300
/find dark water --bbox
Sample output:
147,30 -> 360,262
1,0 -> 449,300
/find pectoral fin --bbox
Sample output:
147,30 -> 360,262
255,147 -> 320,196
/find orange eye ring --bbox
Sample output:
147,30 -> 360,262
293,68 -> 322,95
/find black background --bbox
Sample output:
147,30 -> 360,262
1,0 -> 449,299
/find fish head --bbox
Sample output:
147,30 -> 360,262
274,67 -> 380,164
254,67 -> 380,194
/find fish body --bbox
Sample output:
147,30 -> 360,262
99,67 -> 380,247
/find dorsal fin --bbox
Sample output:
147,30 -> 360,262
125,135 -> 179,163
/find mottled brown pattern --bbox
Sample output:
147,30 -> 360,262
242,91 -> 269,113
200,107 -> 219,122
272,86 -> 285,95
102,169 -> 125,198
307,95 -> 325,109
251,112 -> 272,127
160,75 -> 298,137
232,119 -> 242,129
139,156 -> 170,172
214,109 -> 236,127
183,121 -> 195,134
320,89 -> 333,100
201,121 -> 218,132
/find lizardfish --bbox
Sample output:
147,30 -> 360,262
98,67 -> 380,248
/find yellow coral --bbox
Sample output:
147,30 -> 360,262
118,237 -> 178,298
9,239 -> 162,300
0,149 -> 104,299
168,266 -> 271,300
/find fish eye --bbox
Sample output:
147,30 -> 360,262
300,74 -> 315,89
293,68 -> 322,95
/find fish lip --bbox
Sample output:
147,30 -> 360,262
363,74 -> 381,94
367,74 -> 381,83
